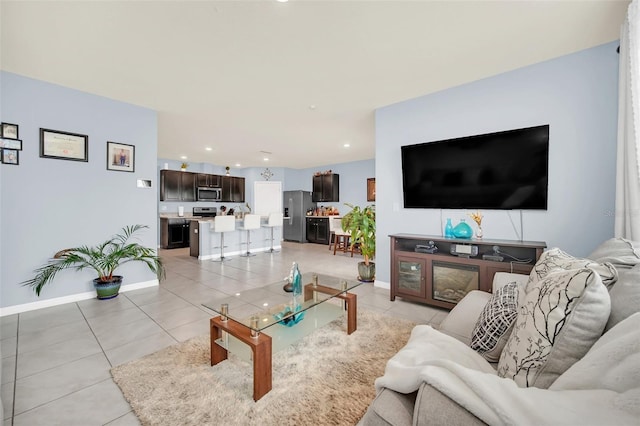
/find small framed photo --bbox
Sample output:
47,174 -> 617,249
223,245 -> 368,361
1,123 -> 19,139
367,178 -> 376,202
2,148 -> 19,165
0,138 -> 22,150
107,141 -> 135,172
40,128 -> 88,161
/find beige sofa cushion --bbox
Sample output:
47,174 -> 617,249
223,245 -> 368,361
606,264 -> 640,331
438,290 -> 491,346
588,238 -> 640,270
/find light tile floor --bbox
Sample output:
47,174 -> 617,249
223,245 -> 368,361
1,242 -> 448,426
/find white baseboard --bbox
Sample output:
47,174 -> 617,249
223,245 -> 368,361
0,279 -> 159,317
374,280 -> 390,290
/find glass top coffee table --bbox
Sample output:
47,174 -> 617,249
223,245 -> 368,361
202,272 -> 362,401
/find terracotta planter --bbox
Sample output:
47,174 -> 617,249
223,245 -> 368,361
93,276 -> 123,300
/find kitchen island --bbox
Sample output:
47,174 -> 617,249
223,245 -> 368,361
190,216 -> 282,260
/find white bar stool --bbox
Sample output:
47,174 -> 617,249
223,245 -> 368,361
239,214 -> 261,257
264,212 -> 283,253
211,215 -> 236,262
328,216 -> 339,251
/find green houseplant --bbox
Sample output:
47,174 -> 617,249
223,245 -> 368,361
341,203 -> 376,282
23,224 -> 165,299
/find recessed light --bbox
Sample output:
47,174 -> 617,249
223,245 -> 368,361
277,0 -> 288,3
309,104 -> 317,110
205,147 -> 212,151
264,157 -> 269,161
235,163 -> 241,167
344,143 -> 351,148
180,155 -> 187,160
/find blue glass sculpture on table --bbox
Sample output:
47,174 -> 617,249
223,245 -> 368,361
274,262 -> 305,327
452,219 -> 473,239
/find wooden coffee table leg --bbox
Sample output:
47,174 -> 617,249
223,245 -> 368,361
210,316 -> 273,401
210,317 -> 228,365
252,336 -> 272,401
342,292 -> 357,334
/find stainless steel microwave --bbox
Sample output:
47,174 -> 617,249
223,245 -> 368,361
197,187 -> 222,201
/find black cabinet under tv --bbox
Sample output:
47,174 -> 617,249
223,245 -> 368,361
390,234 -> 546,309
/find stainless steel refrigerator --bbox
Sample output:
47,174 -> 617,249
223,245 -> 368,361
283,190 -> 316,242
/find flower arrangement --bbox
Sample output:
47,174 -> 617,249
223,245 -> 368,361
468,210 -> 483,238
180,162 -> 188,170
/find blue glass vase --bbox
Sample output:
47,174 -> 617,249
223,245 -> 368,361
453,219 -> 473,239
444,218 -> 454,238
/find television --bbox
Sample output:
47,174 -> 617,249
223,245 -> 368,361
401,125 -> 549,210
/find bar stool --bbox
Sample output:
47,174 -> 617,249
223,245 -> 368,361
328,217 -> 337,251
264,212 -> 283,253
333,226 -> 351,255
211,215 -> 236,261
239,214 -> 261,257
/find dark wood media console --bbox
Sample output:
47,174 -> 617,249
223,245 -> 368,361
390,234 -> 546,309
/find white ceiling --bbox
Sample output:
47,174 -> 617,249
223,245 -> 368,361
0,0 -> 630,169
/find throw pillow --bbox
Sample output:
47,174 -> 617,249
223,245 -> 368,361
497,267 -> 610,388
528,247 -> 618,289
470,281 -> 518,362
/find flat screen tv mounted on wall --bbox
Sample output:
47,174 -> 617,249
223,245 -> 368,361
401,125 -> 549,210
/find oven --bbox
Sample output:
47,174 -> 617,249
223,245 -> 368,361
197,187 -> 222,201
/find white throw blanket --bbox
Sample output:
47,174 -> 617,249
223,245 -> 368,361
374,313 -> 640,426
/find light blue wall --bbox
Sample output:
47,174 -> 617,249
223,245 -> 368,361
375,42 -> 619,285
1,72 -> 159,309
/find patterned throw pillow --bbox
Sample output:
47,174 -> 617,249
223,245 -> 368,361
497,268 -> 610,388
470,281 -> 518,362
528,247 -> 618,289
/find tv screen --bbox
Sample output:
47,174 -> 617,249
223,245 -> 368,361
401,125 -> 549,210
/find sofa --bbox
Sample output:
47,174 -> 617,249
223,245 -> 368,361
360,238 -> 640,425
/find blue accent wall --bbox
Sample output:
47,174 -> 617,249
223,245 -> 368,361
1,72 -> 159,309
375,42 -> 619,285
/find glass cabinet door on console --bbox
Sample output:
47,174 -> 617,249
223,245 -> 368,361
393,255 -> 427,299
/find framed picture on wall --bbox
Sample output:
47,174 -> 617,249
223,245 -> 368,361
2,148 -> 19,165
0,138 -> 22,150
1,123 -> 19,139
40,128 -> 88,161
107,141 -> 135,172
367,178 -> 376,202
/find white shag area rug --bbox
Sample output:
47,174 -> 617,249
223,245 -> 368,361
111,309 -> 416,426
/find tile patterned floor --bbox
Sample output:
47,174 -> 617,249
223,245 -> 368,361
1,242 -> 448,425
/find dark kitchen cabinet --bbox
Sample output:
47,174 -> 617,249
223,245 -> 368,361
306,217 -> 330,244
221,176 -> 245,202
160,218 -> 190,249
196,173 -> 221,188
312,173 -> 339,202
160,170 -> 196,202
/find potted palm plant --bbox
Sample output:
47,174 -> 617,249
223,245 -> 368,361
341,203 -> 376,282
23,224 -> 165,299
